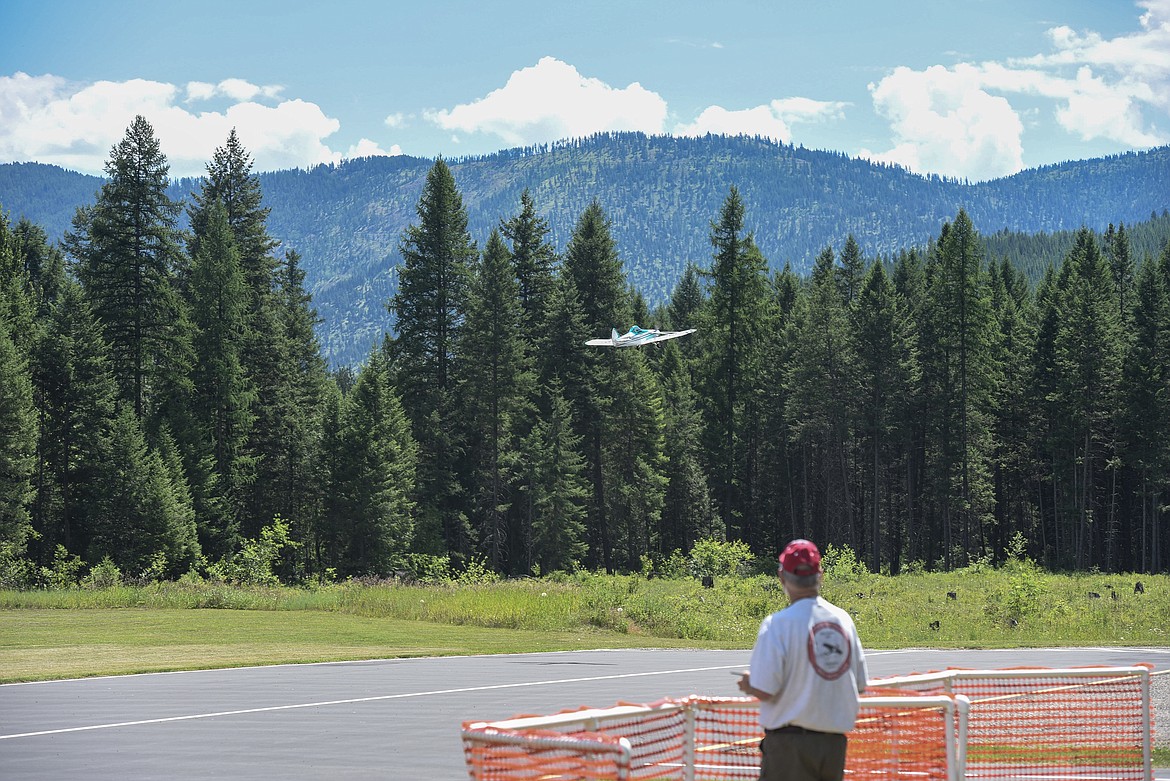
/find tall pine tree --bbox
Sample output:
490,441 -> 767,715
391,159 -> 475,560
0,320 -> 35,553
562,201 -> 631,570
920,211 -> 998,567
29,279 -> 118,562
699,188 -> 773,546
187,198 -> 256,555
320,352 -> 417,577
65,115 -> 190,422
1051,229 -> 1124,569
521,382 -> 590,574
852,260 -> 918,571
785,247 -> 858,548
457,229 -> 530,573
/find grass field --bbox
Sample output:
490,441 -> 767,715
1,564 -> 1166,682
2,566 -> 1167,763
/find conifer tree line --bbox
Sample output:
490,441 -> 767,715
1,115 -> 1168,584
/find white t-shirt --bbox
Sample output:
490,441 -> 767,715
748,595 -> 868,734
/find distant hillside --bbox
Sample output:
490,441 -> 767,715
3,134 -> 1169,365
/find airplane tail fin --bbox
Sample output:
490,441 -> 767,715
611,328 -> 620,344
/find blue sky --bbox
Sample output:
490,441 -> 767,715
1,0 -> 1167,181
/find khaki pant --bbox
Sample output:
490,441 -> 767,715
759,729 -> 847,781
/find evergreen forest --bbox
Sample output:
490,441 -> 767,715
2,116 -> 1169,588
4,133 -> 1169,367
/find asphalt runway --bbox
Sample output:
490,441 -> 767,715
2,646 -> 1167,780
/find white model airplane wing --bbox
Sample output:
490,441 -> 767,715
584,326 -> 696,347
640,328 -> 696,345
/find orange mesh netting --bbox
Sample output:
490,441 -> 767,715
462,666 -> 1152,781
462,726 -> 632,780
463,694 -> 961,780
868,666 -> 1153,781
849,700 -> 953,780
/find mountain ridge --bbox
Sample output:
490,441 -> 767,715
3,133 -> 1169,365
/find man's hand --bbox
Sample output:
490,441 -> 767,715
735,671 -> 777,701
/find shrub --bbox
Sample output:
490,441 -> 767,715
401,553 -> 452,584
687,538 -> 753,579
821,544 -> 867,581
84,557 -> 123,590
655,549 -> 688,579
456,555 -> 500,585
39,545 -> 84,589
1006,531 -> 1029,563
0,541 -> 36,589
142,551 -> 169,583
209,516 -> 300,586
984,558 -> 1046,624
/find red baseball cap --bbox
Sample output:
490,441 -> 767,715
779,539 -> 822,576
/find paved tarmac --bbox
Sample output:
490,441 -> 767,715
2,646 -> 1167,779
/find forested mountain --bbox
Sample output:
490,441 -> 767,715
3,134 -> 1169,365
3,117 -> 1170,589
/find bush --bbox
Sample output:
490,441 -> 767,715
456,555 -> 500,585
84,557 -> 123,590
687,538 -> 753,579
401,553 -> 453,584
0,541 -> 36,589
209,516 -> 300,586
984,558 -> 1047,624
141,551 -> 169,583
39,545 -> 84,589
654,549 -> 688,579
821,544 -> 868,581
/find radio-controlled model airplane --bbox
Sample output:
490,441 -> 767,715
585,325 -> 696,348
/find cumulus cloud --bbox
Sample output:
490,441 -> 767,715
0,72 -> 382,176
425,56 -> 668,147
428,56 -> 847,153
347,138 -> 400,158
184,78 -> 284,104
863,0 -> 1170,180
860,64 -> 1025,181
673,98 -> 846,142
674,104 -> 794,142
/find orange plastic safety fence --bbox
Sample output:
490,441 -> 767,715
593,706 -> 687,779
850,702 -> 952,780
462,727 -> 631,780
959,673 -> 1146,781
870,667 -> 1152,781
463,668 -> 1150,780
463,695 -> 959,781
690,697 -> 764,779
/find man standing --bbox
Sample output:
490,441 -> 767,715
736,539 -> 868,781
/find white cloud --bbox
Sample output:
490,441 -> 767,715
861,64 -> 1025,181
384,112 -> 407,129
429,56 -> 847,152
184,79 -> 284,104
185,81 -> 217,102
0,71 -> 366,176
863,1 -> 1170,180
673,98 -> 846,142
346,138 -> 400,158
425,56 -> 668,147
675,105 -> 793,141
771,97 -> 848,124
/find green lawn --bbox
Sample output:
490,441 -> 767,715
0,607 -> 723,682
1,566 -> 1167,682
1,571 -> 1166,762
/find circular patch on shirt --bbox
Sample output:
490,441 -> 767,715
807,622 -> 852,680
